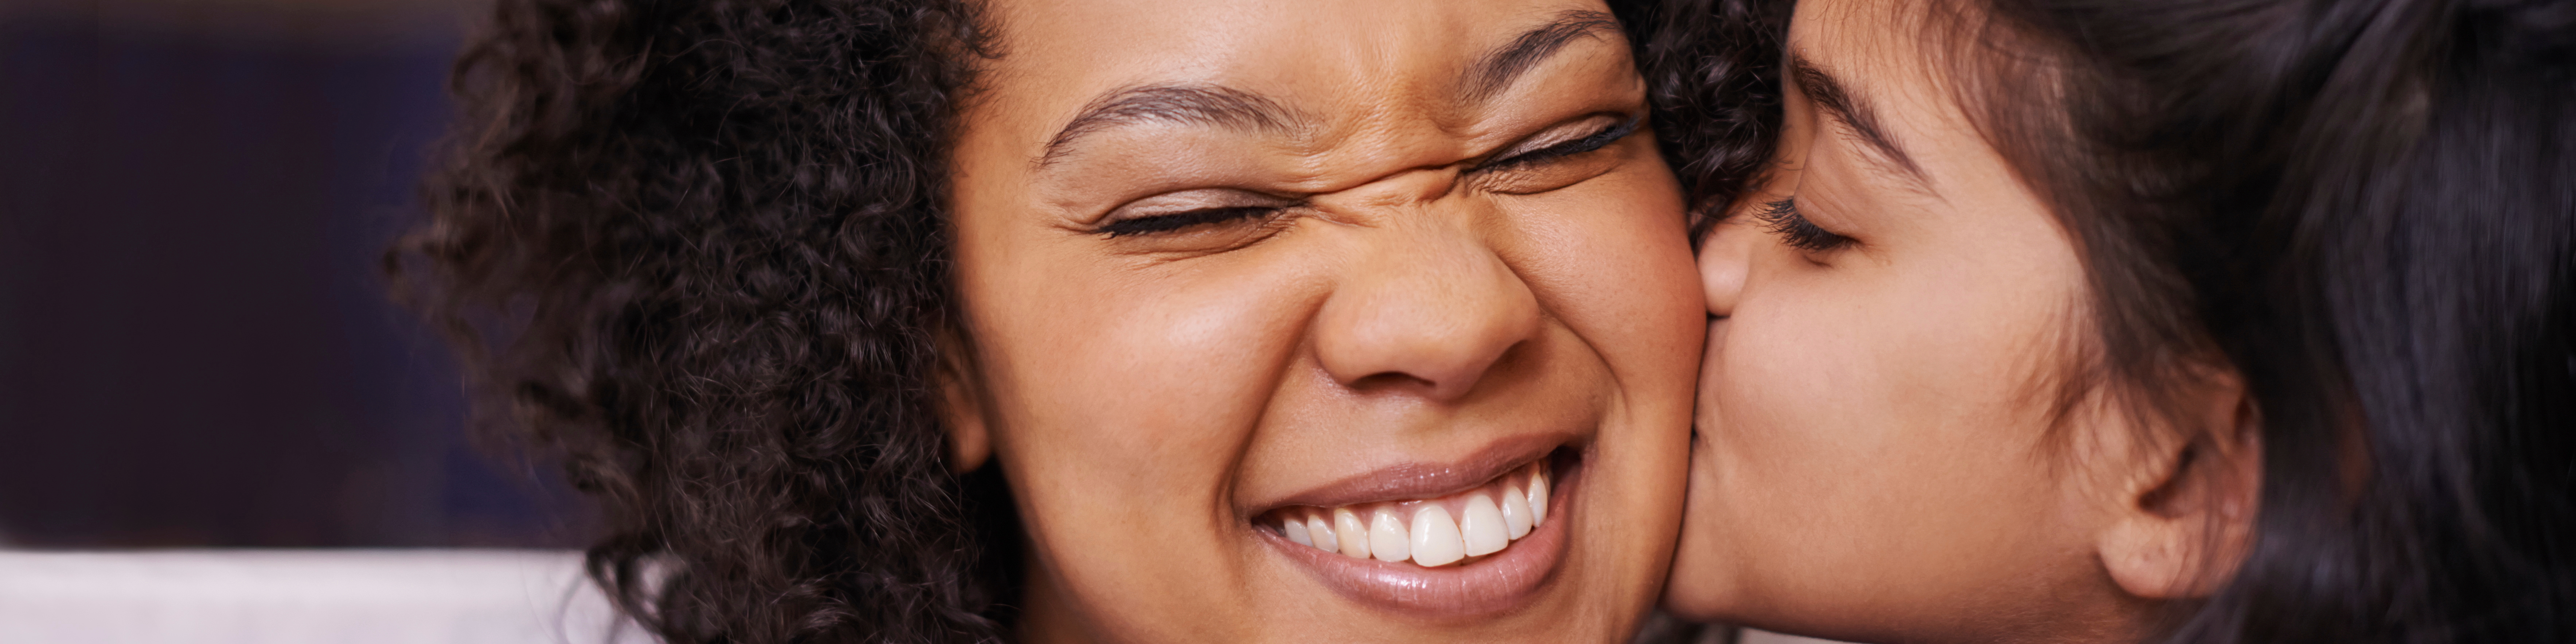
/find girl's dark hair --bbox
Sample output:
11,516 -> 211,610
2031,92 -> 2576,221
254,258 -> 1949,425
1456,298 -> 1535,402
387,0 -> 1782,641
1941,0 -> 2574,641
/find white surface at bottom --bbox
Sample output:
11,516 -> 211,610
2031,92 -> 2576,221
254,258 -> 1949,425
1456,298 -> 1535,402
0,549 -> 1864,644
0,549 -> 649,644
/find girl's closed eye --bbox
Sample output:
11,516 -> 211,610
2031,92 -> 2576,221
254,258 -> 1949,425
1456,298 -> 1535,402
1753,197 -> 1855,253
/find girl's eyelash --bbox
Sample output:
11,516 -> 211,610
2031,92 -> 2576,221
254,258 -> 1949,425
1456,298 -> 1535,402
1754,198 -> 1856,253
1097,206 -> 1278,237
1478,115 -> 1641,171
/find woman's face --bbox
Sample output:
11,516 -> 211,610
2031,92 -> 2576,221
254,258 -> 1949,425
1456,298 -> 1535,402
943,1 -> 1700,642
1666,1 -> 2146,642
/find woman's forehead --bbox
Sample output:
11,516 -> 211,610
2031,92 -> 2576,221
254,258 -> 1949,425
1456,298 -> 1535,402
967,0 -> 1634,155
981,0 -> 1606,75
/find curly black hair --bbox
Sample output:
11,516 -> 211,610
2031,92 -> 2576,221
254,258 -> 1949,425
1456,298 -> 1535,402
388,0 -> 1785,642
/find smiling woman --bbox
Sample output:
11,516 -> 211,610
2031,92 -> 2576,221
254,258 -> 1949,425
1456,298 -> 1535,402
942,3 -> 1715,639
391,0 -> 1783,643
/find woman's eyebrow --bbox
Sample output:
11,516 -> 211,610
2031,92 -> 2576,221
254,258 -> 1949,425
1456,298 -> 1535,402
1039,83 -> 1305,167
1787,52 -> 1933,191
1460,9 -> 1624,104
1036,11 -> 1624,171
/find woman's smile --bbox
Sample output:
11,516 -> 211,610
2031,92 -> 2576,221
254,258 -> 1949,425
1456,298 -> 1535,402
1255,437 -> 1577,616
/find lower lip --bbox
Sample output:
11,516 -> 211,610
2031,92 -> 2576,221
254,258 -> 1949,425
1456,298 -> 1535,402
1261,460 -> 1576,619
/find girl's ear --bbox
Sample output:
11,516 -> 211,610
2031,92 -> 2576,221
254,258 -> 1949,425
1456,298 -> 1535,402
2096,371 -> 2263,599
935,326 -> 993,473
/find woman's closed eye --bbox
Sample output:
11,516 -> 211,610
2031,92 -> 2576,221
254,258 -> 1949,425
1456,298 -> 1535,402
1477,114 -> 1640,172
1090,190 -> 1302,254
1097,206 -> 1279,238
1754,197 -> 1856,254
1092,113 -> 1644,242
1473,114 -> 1642,194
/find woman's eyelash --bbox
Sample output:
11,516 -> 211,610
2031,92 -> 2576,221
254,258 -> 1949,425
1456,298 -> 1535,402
1098,206 -> 1278,237
1099,117 -> 1640,238
1479,116 -> 1641,171
1754,198 -> 1856,253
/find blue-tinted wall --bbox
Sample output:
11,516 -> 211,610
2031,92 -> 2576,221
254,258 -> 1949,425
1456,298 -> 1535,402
0,8 -> 584,547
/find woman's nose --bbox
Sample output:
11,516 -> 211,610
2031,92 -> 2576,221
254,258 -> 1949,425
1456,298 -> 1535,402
1309,214 -> 1542,403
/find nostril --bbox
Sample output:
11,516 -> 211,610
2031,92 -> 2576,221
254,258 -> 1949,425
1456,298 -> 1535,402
1348,371 -> 1438,394
1344,336 -> 1529,400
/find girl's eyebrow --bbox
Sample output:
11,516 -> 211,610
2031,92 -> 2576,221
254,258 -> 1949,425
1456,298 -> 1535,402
1787,51 -> 1934,192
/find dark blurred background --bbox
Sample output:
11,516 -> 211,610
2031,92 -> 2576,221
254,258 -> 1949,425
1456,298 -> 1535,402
0,0 -> 586,548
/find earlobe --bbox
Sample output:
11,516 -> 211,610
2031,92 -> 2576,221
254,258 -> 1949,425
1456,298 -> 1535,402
935,327 -> 993,473
2098,375 -> 2263,600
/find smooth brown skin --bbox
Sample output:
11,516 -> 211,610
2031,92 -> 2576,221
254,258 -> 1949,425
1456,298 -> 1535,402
1666,1 -> 2261,643
939,1 -> 1701,642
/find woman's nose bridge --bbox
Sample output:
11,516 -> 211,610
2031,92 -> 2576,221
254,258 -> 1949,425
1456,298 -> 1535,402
1308,186 -> 1543,402
1313,164 -> 1460,212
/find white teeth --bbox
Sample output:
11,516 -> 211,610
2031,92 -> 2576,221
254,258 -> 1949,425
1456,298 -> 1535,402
1501,484 -> 1533,539
1460,494 -> 1509,557
1369,507 -> 1411,563
1278,461 -> 1556,567
1305,514 -> 1335,551
1527,465 -> 1550,527
1334,507 -> 1371,558
1410,505 -> 1467,566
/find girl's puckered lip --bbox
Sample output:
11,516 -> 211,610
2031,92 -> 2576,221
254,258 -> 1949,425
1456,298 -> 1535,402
1257,448 -> 1580,619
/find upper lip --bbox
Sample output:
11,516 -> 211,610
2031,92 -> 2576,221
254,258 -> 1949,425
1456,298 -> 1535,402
1251,432 -> 1570,512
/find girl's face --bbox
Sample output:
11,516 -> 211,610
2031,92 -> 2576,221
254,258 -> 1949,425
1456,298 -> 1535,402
943,1 -> 1700,642
1667,0 -> 2164,642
